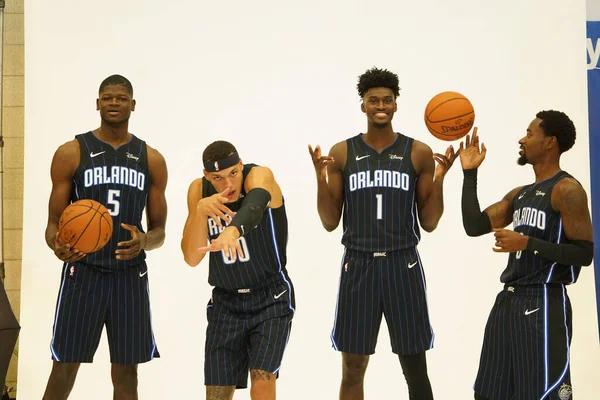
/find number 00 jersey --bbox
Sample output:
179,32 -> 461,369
71,131 -> 150,270
501,171 -> 582,286
202,164 -> 289,290
342,133 -> 420,252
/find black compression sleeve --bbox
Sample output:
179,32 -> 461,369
229,188 -> 271,236
462,169 -> 492,237
526,238 -> 594,266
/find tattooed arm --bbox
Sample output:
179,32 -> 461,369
206,386 -> 235,400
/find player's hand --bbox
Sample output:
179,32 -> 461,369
198,226 -> 244,261
492,228 -> 529,253
197,187 -> 235,228
116,223 -> 147,260
308,144 -> 334,182
53,232 -> 86,263
433,144 -> 457,180
459,127 -> 487,170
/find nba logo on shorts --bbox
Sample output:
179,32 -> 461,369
70,265 -> 75,276
558,383 -> 572,400
214,161 -> 219,171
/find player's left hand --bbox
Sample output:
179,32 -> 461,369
432,145 -> 458,180
198,226 -> 244,261
116,223 -> 147,260
492,228 -> 529,253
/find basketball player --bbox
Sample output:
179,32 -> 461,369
459,112 -> 593,400
42,75 -> 168,399
308,67 -> 457,400
181,141 -> 294,400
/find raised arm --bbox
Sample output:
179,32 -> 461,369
308,141 -> 346,232
181,178 -> 209,267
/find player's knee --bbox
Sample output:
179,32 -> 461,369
111,364 -> 138,392
341,354 -> 369,384
250,369 -> 276,400
49,361 -> 80,384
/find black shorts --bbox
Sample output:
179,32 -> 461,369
331,248 -> 434,355
204,273 -> 295,389
50,261 -> 159,365
474,284 -> 573,400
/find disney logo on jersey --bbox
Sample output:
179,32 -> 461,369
126,152 -> 139,161
349,170 -> 410,192
84,166 -> 146,191
513,206 -> 546,230
587,37 -> 600,70
389,154 -> 403,160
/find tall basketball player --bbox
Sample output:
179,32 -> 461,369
308,67 -> 457,400
42,75 -> 168,400
460,112 -> 593,400
181,141 -> 294,400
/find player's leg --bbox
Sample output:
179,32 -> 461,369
106,263 -> 159,398
398,352 -> 433,400
45,263 -> 109,398
473,288 -> 514,400
111,364 -> 138,400
331,251 -> 382,399
42,361 -> 81,400
206,386 -> 236,400
382,249 -> 434,398
248,276 -> 295,400
512,285 -> 573,400
340,353 -> 370,400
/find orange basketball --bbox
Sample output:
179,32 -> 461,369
58,199 -> 113,254
424,91 -> 475,141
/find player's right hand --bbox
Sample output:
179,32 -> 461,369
53,233 -> 86,263
308,144 -> 335,181
197,187 -> 235,228
459,127 -> 487,170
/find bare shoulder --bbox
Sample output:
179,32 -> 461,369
329,140 -> 348,170
188,177 -> 204,197
146,144 -> 167,166
552,177 -> 588,210
52,139 -> 80,172
55,138 -> 80,158
412,139 -> 433,157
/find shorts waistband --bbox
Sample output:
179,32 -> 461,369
503,283 -> 565,294
215,273 -> 285,295
345,247 -> 416,259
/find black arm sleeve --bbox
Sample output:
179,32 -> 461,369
526,238 -> 594,266
229,188 -> 271,236
462,168 -> 492,237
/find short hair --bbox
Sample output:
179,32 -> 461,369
99,74 -> 133,96
357,67 -> 400,98
536,110 -> 576,153
202,140 -> 238,163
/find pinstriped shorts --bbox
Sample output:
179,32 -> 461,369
204,273 -> 295,389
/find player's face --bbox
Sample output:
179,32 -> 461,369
204,161 -> 244,202
517,118 -> 551,166
97,85 -> 135,125
361,87 -> 397,127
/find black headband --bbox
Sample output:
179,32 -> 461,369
204,152 -> 240,172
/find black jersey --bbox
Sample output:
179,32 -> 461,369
202,164 -> 289,290
501,171 -> 581,285
341,133 -> 420,252
71,131 -> 150,270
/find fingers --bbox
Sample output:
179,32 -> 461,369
120,223 -> 138,233
220,187 -> 231,197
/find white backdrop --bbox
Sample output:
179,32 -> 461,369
20,0 -> 600,398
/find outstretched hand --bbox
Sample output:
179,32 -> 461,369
432,144 -> 458,180
459,127 -> 487,170
308,144 -> 335,181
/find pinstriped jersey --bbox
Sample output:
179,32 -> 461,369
501,170 -> 581,285
202,164 -> 289,290
342,133 -> 420,252
72,131 -> 150,270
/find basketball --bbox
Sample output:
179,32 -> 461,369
424,91 -> 475,141
58,199 -> 113,253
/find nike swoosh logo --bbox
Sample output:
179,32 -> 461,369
90,151 -> 106,158
356,155 -> 370,161
534,250 -> 539,256
274,290 -> 287,299
139,270 -> 148,277
524,308 -> 539,315
518,193 -> 526,199
408,261 -> 417,269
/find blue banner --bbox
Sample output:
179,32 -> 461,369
587,21 -> 600,339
